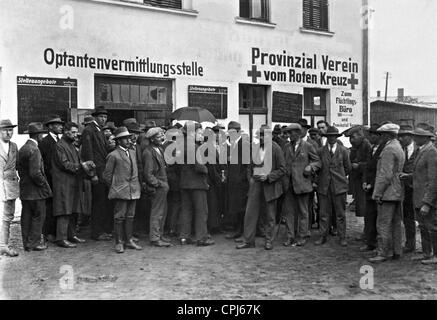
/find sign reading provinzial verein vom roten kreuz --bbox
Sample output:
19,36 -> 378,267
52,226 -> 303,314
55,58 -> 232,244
247,47 -> 359,90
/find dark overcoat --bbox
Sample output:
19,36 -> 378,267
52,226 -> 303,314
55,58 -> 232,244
17,140 -> 52,201
39,134 -> 57,186
51,137 -> 84,216
81,122 -> 108,178
412,142 -> 437,209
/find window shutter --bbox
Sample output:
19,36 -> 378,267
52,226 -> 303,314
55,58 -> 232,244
240,0 -> 250,18
143,0 -> 182,9
303,0 -> 329,31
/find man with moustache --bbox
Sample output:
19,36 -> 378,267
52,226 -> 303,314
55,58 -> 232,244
39,115 -> 64,243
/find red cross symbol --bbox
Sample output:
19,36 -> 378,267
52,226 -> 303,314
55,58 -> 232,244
348,73 -> 359,90
247,65 -> 262,83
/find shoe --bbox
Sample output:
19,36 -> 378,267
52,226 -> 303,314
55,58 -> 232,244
369,255 -> 387,263
340,239 -> 348,247
234,237 -> 244,243
236,242 -> 255,249
115,243 -> 124,253
197,239 -> 215,247
161,236 -> 171,243
180,238 -> 193,245
264,242 -> 273,250
314,237 -> 327,245
360,245 -> 376,252
131,236 -> 139,242
421,256 -> 437,265
0,247 -> 19,257
55,240 -> 77,248
392,254 -> 401,260
412,254 -> 432,261
151,240 -> 171,247
125,239 -> 143,250
68,236 -> 86,244
283,239 -> 296,247
296,239 -> 306,247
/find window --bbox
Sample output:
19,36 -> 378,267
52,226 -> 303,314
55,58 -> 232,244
240,0 -> 270,22
143,0 -> 182,10
303,0 -> 329,31
239,84 -> 268,112
304,88 -> 327,116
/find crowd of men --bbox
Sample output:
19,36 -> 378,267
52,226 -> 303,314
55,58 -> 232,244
0,106 -> 437,265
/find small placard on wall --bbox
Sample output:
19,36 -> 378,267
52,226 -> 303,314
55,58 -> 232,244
188,85 -> 228,119
272,91 -> 303,123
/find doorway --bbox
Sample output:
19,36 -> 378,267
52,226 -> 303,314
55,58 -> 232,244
239,84 -> 268,141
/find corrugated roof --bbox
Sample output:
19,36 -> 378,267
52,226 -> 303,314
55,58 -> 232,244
371,100 -> 437,110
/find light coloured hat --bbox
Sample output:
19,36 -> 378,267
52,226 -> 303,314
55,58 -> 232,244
145,127 -> 164,139
113,126 -> 132,140
284,123 -> 302,132
0,119 -> 17,129
412,128 -> 435,137
377,123 -> 400,134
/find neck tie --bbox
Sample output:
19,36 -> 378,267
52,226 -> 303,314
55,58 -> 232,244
329,146 -> 334,157
404,147 -> 409,162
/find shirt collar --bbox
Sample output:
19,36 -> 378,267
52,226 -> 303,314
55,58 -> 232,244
119,145 -> 128,153
49,132 -> 59,141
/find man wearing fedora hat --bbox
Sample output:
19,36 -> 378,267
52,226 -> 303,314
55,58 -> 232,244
315,126 -> 351,246
142,127 -> 171,247
0,119 -> 20,257
103,126 -> 142,253
18,122 -> 52,251
369,124 -> 405,263
39,115 -> 64,243
282,123 -> 321,247
398,124 -> 419,254
52,122 -> 94,248
81,106 -> 113,241
408,128 -> 437,264
361,123 -> 384,252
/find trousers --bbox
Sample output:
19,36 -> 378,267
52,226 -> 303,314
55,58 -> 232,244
179,189 -> 208,242
90,182 -> 111,238
56,214 -> 78,241
283,190 -> 309,240
21,200 -> 46,249
149,185 -> 169,242
318,184 -> 347,239
0,200 -> 16,247
376,201 -> 402,257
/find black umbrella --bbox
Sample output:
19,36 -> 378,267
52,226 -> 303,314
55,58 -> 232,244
170,107 -> 216,123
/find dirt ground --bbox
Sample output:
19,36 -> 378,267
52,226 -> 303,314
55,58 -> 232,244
1,208 -> 437,300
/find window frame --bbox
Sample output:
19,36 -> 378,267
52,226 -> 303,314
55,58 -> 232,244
143,0 -> 182,10
239,84 -> 268,115
239,0 -> 271,23
303,88 -> 328,116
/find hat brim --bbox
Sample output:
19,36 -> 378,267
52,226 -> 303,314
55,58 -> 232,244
114,132 -> 132,140
0,125 -> 17,129
413,132 -> 435,137
322,133 -> 342,137
44,120 -> 64,126
24,130 -> 47,134
398,130 -> 414,135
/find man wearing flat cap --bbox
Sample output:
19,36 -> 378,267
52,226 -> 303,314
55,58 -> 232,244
0,120 -> 20,257
397,124 -> 419,254
408,128 -> 437,264
282,123 -> 321,247
369,124 -> 405,263
81,106 -> 112,241
18,122 -> 52,251
52,122 -> 95,248
39,115 -> 64,243
225,121 -> 250,240
103,127 -> 142,253
315,126 -> 351,246
142,127 -> 171,247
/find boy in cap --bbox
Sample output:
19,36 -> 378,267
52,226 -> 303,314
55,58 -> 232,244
103,127 -> 142,253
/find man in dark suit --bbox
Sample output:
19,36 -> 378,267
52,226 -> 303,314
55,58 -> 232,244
81,106 -> 112,241
398,124 -> 419,253
225,121 -> 250,240
52,122 -> 94,248
315,126 -> 351,246
283,123 -> 321,247
236,125 -> 286,250
103,126 -> 142,253
179,122 -> 214,246
361,123 -> 384,252
143,127 -> 171,247
410,128 -> 437,264
39,115 -> 64,243
18,123 -> 52,251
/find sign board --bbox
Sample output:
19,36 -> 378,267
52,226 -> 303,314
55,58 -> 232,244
272,91 -> 302,123
188,85 -> 227,119
17,76 -> 77,134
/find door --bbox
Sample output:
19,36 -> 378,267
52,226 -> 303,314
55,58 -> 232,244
239,84 -> 268,141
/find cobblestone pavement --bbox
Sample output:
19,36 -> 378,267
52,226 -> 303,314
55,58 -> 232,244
1,209 -> 437,300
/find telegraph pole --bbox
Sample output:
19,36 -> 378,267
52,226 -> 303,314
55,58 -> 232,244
384,71 -> 390,101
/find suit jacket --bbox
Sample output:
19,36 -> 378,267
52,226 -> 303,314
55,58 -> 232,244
412,142 -> 437,209
132,143 -> 144,185
0,141 -> 19,201
284,139 -> 321,194
81,122 -> 108,178
17,140 -> 52,201
103,146 -> 141,200
363,144 -> 385,188
349,139 -> 371,190
38,133 -> 58,186
52,137 -> 85,216
317,144 -> 351,196
372,139 -> 405,202
142,145 -> 168,189
248,141 -> 286,202
179,142 -> 209,190
402,142 -> 419,190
